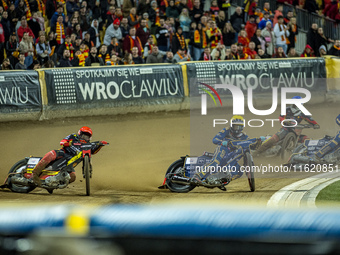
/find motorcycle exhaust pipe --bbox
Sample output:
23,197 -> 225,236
10,176 -> 31,186
171,175 -> 191,185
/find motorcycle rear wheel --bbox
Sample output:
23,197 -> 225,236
165,159 -> 195,193
244,152 -> 255,192
281,133 -> 297,160
84,155 -> 91,196
7,159 -> 36,193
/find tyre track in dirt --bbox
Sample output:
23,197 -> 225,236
0,103 -> 337,207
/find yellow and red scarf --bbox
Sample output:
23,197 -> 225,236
194,30 -> 207,48
37,0 -> 45,17
24,0 -> 32,20
98,53 -> 111,63
209,28 -> 220,49
2,0 -> 8,10
279,24 -> 286,42
56,22 -> 65,44
65,42 -> 73,59
176,33 -> 185,49
129,36 -> 144,53
78,53 -> 85,66
81,47 -> 89,58
130,13 -> 140,29
110,61 -> 119,65
154,7 -> 160,26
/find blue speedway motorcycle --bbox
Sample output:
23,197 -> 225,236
158,138 -> 261,193
286,135 -> 340,169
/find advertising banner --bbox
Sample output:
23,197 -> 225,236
186,58 -> 327,96
44,65 -> 184,107
0,71 -> 41,114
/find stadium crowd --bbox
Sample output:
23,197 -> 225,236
0,0 -> 340,70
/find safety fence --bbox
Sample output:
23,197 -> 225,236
0,57 -> 336,122
1,204 -> 340,254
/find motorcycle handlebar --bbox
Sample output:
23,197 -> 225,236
294,124 -> 313,129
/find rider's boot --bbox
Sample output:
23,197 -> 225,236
255,135 -> 279,155
190,174 -> 204,186
30,151 -> 56,187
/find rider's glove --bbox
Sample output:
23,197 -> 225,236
313,124 -> 320,129
100,141 -> 108,145
222,141 -> 229,147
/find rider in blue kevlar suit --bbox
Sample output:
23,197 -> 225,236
191,115 -> 260,189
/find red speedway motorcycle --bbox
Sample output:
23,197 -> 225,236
0,141 -> 108,196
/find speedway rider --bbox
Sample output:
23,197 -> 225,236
255,96 -> 320,155
291,114 -> 340,164
31,126 -> 107,186
191,115 -> 260,189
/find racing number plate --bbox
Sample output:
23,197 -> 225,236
26,157 -> 41,170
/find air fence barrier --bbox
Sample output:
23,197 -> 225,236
1,204 -> 340,254
0,57 -> 337,123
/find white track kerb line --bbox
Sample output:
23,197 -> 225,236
267,172 -> 340,208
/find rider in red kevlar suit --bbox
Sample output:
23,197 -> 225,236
31,126 -> 107,186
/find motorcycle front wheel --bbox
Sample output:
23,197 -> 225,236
281,133 -> 297,160
244,152 -> 255,192
7,159 -> 36,193
165,159 -> 196,193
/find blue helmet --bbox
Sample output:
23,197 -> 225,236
292,96 -> 302,100
336,114 -> 340,127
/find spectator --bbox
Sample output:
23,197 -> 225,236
177,0 -> 189,15
120,17 -> 130,39
225,47 -> 232,59
1,11 -> 11,42
262,2 -> 272,15
83,32 -> 94,48
287,17 -> 298,52
287,47 -> 299,57
30,60 -> 41,70
53,15 -> 66,45
209,0 -> 220,20
238,29 -> 249,47
245,41 -> 258,58
137,0 -> 151,17
66,0 -> 80,19
166,0 -> 179,19
6,32 -> 19,67
98,45 -> 111,64
85,46 -> 105,66
230,6 -> 244,37
136,19 -> 150,47
104,19 -> 122,45
237,43 -> 248,59
315,27 -> 334,56
79,6 -> 91,32
19,33 -> 34,67
109,54 -> 120,65
45,0 -> 58,20
207,20 -> 222,49
16,0 -> 27,20
47,31 -> 58,65
199,47 -> 212,61
307,23 -> 318,53
1,58 -> 13,70
123,27 -> 143,55
129,8 -> 141,29
164,51 -> 174,63
174,47 -> 190,62
36,34 -> 51,65
15,53 -> 27,69
284,10 -> 294,25
146,45 -> 164,63
73,23 -> 83,40
44,60 -> 55,68
222,22 -> 236,47
273,5 -> 283,26
172,26 -> 187,54
106,6 -> 117,26
148,1 -> 160,30
211,44 -> 226,60
108,37 -> 122,57
88,19 -> 101,48
261,21 -> 275,56
258,12 -> 271,30
251,28 -> 265,52
258,48 -> 271,58
272,46 -> 287,58
328,40 -> 340,56
304,0 -> 319,14
17,16 -> 34,42
79,42 -> 89,58
58,49 -> 72,67
274,15 -> 289,54
230,44 -> 240,59
319,45 -> 327,56
131,46 -> 144,63
0,20 -> 4,64
245,15 -> 257,40
66,16 -> 79,35
190,0 -> 203,24
179,8 -> 191,38
144,35 -> 155,58
8,4 -> 19,32
323,0 -> 338,19
70,50 -> 84,66
156,18 -> 170,52
50,5 -> 66,31
122,52 -> 134,65
300,44 -> 315,57
216,10 -> 227,31
57,35 -> 74,60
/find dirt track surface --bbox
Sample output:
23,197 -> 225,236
0,103 -> 338,207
